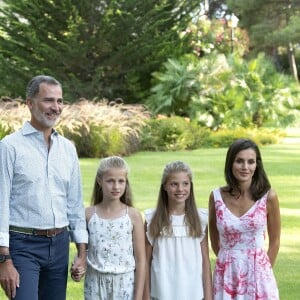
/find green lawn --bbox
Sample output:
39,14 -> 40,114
1,138 -> 299,299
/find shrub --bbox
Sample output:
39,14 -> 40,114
207,127 -> 284,148
140,116 -> 210,151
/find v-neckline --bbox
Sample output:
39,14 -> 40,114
223,200 -> 258,219
218,191 -> 258,219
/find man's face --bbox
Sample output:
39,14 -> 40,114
27,83 -> 63,131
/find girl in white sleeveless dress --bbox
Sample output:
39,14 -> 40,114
84,156 -> 145,300
143,161 -> 213,300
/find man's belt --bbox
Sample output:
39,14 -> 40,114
9,225 -> 68,237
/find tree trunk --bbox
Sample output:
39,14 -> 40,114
287,42 -> 298,81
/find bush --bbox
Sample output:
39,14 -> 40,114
140,116 -> 284,151
207,127 -> 284,148
140,116 -> 210,151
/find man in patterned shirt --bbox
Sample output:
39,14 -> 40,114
0,75 -> 88,299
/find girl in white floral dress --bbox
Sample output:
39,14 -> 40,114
84,156 -> 145,300
209,139 -> 280,300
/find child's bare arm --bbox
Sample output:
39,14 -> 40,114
130,207 -> 146,300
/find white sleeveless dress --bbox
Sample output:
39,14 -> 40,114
84,206 -> 135,300
144,208 -> 208,300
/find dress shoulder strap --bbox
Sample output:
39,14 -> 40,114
213,188 -> 221,202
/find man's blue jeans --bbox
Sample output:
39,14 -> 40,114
9,230 -> 69,300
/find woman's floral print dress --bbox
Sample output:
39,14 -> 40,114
212,188 -> 279,300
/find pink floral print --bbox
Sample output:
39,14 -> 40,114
212,188 -> 279,300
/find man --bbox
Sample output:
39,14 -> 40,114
0,75 -> 88,299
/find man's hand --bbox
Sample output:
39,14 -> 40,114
70,255 -> 86,282
0,260 -> 19,298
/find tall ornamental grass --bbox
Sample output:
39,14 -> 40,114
0,98 -> 150,157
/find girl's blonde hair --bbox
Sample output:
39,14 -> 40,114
149,161 -> 202,238
91,156 -> 133,206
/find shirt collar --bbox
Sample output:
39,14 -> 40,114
22,121 -> 58,136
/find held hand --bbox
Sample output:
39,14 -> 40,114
0,260 -> 20,299
70,255 -> 86,282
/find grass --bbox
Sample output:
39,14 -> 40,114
1,136 -> 299,299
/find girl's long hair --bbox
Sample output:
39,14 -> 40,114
91,156 -> 133,206
149,161 -> 202,238
222,138 -> 271,200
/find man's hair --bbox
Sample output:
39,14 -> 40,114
26,75 -> 62,99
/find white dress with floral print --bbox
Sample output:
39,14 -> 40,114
212,188 -> 279,300
84,206 -> 135,300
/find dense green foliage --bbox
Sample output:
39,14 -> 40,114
227,0 -> 300,79
0,0 -> 200,102
140,116 -> 283,151
147,52 -> 300,129
227,0 -> 300,50
140,116 -> 210,151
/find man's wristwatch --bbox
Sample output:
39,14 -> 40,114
0,254 -> 11,263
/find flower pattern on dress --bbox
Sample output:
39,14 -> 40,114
84,209 -> 135,299
212,188 -> 279,300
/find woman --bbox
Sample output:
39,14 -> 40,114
209,138 -> 280,300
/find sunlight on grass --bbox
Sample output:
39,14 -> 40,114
281,208 -> 300,216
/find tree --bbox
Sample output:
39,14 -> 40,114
227,0 -> 300,81
0,0 -> 202,102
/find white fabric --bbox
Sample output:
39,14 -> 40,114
86,207 -> 135,274
145,208 -> 208,300
84,207 -> 135,300
84,269 -> 134,300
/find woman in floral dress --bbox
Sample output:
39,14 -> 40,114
209,138 -> 280,300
